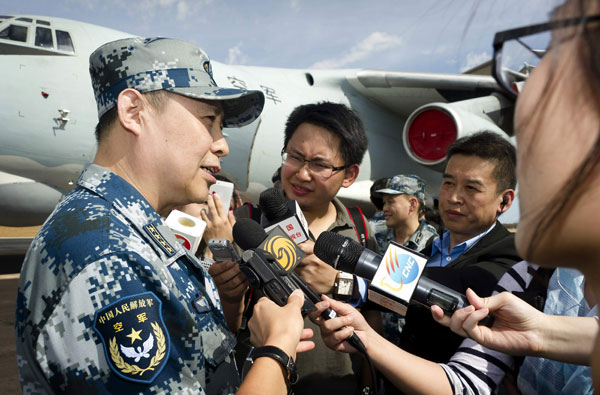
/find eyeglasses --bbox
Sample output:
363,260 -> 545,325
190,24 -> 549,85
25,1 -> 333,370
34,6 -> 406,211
492,14 -> 600,99
281,152 -> 349,179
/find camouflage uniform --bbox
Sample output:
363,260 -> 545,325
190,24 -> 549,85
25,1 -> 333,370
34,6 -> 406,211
15,165 -> 239,394
15,37 -> 266,394
375,219 -> 438,253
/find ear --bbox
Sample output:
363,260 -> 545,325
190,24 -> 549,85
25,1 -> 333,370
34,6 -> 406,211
497,189 -> 515,214
408,196 -> 419,213
116,89 -> 144,136
341,164 -> 360,188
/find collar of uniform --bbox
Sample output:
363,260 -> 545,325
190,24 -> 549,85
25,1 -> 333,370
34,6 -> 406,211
407,219 -> 433,244
77,164 -> 186,263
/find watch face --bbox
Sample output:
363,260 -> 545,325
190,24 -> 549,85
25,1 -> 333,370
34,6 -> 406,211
338,276 -> 354,296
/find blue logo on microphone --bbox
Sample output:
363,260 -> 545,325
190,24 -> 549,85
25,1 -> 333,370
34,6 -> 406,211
382,248 -> 420,290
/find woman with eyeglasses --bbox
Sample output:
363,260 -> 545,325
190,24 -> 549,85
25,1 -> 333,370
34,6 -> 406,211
312,0 -> 600,393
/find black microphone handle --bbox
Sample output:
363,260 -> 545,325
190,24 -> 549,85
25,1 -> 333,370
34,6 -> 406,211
288,272 -> 367,352
414,277 -> 494,327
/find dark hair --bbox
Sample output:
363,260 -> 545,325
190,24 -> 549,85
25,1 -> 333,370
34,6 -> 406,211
524,0 -> 600,258
283,102 -> 368,166
94,90 -> 170,142
446,131 -> 516,192
369,177 -> 387,210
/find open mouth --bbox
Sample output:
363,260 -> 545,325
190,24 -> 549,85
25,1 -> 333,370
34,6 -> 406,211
200,166 -> 219,175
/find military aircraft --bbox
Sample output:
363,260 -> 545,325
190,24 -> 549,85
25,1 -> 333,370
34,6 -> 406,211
0,14 -> 515,227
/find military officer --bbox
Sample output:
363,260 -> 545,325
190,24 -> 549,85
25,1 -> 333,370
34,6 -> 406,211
15,37 -> 309,394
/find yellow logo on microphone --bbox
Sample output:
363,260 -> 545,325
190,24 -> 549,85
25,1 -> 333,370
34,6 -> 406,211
263,235 -> 297,271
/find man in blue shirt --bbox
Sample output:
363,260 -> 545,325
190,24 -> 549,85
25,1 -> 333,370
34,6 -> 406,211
399,131 -> 522,364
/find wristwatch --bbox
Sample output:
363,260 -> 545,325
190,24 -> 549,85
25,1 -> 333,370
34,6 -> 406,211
334,271 -> 354,300
242,346 -> 298,389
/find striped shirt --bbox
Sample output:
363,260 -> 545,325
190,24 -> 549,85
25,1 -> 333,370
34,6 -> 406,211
439,261 -> 539,395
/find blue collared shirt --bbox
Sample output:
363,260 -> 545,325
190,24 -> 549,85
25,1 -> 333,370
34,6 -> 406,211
427,223 -> 497,267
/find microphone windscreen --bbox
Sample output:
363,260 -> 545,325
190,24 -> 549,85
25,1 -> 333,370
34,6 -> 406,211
314,231 -> 364,270
233,218 -> 267,250
259,188 -> 289,222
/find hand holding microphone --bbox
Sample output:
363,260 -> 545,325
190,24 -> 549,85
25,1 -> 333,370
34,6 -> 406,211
232,218 -> 367,351
259,188 -> 341,295
314,231 -> 494,326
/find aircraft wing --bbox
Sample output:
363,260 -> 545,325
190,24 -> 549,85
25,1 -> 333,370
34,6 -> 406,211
347,70 -> 500,117
345,69 -> 515,170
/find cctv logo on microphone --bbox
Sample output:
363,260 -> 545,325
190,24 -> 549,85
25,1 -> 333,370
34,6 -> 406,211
259,226 -> 306,272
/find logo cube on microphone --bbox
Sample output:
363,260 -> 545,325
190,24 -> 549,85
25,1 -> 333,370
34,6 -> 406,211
368,241 -> 427,315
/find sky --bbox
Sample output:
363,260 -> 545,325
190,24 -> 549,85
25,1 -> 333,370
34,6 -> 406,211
6,0 -> 558,73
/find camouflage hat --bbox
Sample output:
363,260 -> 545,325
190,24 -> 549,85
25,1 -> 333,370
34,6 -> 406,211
376,174 -> 426,201
89,37 -> 264,128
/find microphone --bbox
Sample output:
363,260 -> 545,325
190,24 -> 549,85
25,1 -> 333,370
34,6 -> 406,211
165,209 -> 206,256
233,218 -> 316,315
259,188 -> 310,243
314,232 -> 493,325
233,218 -> 368,351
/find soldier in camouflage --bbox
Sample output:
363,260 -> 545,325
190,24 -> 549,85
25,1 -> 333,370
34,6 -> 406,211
373,174 -> 439,346
15,37 -> 308,394
374,174 -> 438,253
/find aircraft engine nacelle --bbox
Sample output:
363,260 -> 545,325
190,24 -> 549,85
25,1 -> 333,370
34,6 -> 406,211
402,93 -> 514,170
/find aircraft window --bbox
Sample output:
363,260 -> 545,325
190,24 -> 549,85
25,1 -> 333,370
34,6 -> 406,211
0,15 -> 14,19
0,24 -> 28,42
35,26 -> 53,48
36,20 -> 51,26
16,17 -> 33,23
56,30 -> 74,53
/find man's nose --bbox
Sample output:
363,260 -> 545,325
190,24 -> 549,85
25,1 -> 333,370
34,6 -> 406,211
212,133 -> 229,158
296,162 -> 312,180
447,189 -> 463,204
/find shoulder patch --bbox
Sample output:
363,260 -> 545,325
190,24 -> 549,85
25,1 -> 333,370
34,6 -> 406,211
93,292 -> 171,384
144,223 -> 176,257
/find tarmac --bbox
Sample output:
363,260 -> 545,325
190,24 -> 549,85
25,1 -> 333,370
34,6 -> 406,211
0,226 -> 39,395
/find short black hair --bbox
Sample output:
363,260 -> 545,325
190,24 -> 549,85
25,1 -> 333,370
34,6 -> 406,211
283,102 -> 368,166
369,177 -> 387,210
446,131 -> 516,192
94,90 -> 170,143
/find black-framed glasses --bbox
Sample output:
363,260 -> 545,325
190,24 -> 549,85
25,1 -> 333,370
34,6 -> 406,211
281,151 -> 349,179
492,14 -> 600,99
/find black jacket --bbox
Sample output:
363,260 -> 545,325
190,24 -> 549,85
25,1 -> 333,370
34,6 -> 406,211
399,222 -> 521,363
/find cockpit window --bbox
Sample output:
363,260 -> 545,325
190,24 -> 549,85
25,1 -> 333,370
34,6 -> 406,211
0,24 -> 28,42
36,20 -> 51,26
56,30 -> 74,53
35,26 -> 53,48
16,17 -> 32,23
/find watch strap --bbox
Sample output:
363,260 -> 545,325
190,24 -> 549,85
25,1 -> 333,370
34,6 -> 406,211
242,345 -> 298,388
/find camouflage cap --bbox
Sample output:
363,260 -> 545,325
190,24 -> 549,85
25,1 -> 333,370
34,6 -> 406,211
89,37 -> 265,128
376,174 -> 426,201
